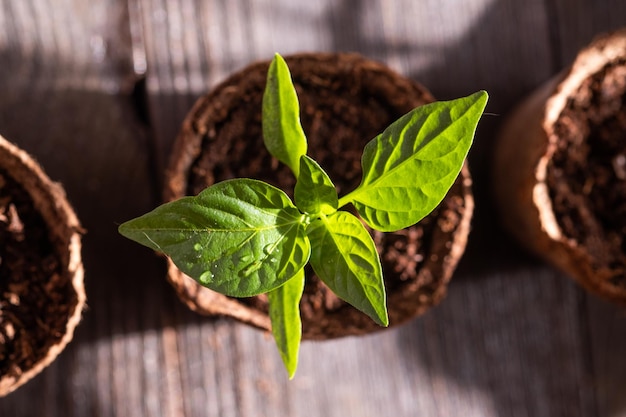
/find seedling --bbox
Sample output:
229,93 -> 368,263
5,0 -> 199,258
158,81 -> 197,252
119,53 -> 488,378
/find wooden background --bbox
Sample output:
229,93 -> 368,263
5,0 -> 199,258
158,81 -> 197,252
1,0 -> 626,415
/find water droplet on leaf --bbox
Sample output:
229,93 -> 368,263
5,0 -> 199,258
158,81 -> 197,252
199,270 -> 214,284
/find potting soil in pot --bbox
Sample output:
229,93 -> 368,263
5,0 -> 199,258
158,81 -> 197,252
0,169 -> 77,379
183,57 -> 469,334
547,60 -> 626,289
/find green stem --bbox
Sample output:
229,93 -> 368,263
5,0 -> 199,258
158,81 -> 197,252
337,191 -> 355,209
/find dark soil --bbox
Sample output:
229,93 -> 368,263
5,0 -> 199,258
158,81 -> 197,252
548,60 -> 626,289
178,54 -> 469,335
0,170 -> 76,380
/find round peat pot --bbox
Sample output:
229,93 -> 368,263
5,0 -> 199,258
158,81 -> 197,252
0,135 -> 84,396
165,53 -> 474,339
494,29 -> 626,304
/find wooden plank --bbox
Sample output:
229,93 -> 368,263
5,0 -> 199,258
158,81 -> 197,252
549,0 -> 626,66
0,0 -> 170,415
587,298 -> 626,417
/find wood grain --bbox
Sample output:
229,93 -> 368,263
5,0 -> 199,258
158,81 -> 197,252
1,0 -> 626,416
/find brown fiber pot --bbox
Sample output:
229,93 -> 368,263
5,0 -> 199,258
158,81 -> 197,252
0,135 -> 85,396
164,53 -> 474,339
494,29 -> 626,304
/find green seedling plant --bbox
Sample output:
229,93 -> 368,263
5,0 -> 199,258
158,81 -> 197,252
119,53 -> 488,378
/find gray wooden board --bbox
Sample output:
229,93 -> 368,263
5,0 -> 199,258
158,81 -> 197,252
1,0 -> 626,416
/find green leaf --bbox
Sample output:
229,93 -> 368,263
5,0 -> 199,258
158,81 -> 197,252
294,155 -> 338,215
262,53 -> 308,177
340,91 -> 488,232
268,268 -> 305,379
307,211 -> 388,326
118,179 -> 311,297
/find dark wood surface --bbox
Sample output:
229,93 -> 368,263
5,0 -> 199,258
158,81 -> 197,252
1,1 -> 626,415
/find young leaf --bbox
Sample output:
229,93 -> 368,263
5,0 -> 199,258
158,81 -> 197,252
307,211 -> 388,326
268,268 -> 305,379
294,155 -> 338,215
340,91 -> 488,232
262,53 -> 308,177
118,179 -> 311,297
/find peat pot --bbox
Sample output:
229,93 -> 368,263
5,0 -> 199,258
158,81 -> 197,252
494,29 -> 626,304
164,53 -> 474,339
0,135 -> 84,396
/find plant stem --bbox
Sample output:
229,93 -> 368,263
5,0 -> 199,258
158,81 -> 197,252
337,194 -> 352,209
